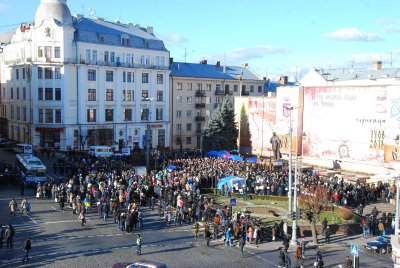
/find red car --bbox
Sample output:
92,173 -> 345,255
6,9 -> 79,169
112,260 -> 168,268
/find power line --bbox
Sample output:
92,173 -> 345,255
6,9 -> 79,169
0,23 -> 23,29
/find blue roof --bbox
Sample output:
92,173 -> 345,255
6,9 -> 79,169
264,80 -> 296,93
73,17 -> 167,51
170,62 -> 262,80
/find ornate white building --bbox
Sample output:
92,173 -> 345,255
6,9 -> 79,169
0,0 -> 170,151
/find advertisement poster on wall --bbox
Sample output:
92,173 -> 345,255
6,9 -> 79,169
302,86 -> 398,166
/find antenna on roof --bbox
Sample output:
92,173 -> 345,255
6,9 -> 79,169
184,48 -> 187,63
223,52 -> 226,73
88,7 -> 96,18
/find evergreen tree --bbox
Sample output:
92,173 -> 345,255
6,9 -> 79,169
203,98 -> 238,151
239,104 -> 252,151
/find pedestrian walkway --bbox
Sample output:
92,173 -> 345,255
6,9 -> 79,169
357,200 -> 395,217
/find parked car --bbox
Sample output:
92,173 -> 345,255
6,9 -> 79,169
0,138 -> 13,148
112,260 -> 168,268
365,236 -> 392,254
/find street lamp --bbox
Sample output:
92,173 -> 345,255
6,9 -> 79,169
291,131 -> 306,245
143,97 -> 154,173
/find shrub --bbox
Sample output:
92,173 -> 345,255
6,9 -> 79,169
338,208 -> 353,220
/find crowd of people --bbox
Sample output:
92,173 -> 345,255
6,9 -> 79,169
1,149 -> 396,267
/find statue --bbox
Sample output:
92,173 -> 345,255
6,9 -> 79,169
270,132 -> 282,160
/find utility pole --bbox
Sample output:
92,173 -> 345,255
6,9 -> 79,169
288,106 -> 293,217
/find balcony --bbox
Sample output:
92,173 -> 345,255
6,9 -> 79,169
215,90 -> 224,95
195,103 -> 206,108
241,90 -> 250,96
195,90 -> 206,97
195,116 -> 205,122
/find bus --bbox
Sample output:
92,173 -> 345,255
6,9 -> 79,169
89,146 -> 113,158
15,154 -> 47,185
14,143 -> 33,154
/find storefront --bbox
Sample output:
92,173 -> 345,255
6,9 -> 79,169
36,127 -> 63,148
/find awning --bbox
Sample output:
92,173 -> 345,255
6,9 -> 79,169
36,127 -> 64,133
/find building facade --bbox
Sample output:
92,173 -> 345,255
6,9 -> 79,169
170,61 -> 265,150
0,0 -> 170,151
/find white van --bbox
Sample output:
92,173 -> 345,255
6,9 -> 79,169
89,146 -> 113,158
14,144 -> 33,154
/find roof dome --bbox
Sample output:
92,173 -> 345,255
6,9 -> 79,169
35,0 -> 72,26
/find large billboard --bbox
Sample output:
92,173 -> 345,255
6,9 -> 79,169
303,86 -> 400,166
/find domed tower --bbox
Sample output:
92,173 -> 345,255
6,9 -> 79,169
35,0 -> 73,26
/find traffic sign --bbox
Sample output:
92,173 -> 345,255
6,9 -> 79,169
350,244 -> 359,257
230,198 -> 236,207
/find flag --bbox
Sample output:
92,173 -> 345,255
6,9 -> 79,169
237,68 -> 243,80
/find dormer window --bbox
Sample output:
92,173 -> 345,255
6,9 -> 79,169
99,35 -> 105,43
122,37 -> 130,46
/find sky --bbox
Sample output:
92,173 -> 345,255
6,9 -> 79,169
0,0 -> 399,81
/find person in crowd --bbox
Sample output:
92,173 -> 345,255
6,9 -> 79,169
21,237 -> 32,263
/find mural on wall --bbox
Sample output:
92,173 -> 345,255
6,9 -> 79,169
235,96 -> 277,157
302,86 -> 399,165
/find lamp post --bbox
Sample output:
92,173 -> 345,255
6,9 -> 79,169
395,135 -> 400,235
291,131 -> 306,245
287,106 -> 293,218
143,98 -> 154,173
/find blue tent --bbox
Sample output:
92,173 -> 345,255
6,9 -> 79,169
229,155 -> 243,162
217,176 -> 246,192
206,151 -> 218,157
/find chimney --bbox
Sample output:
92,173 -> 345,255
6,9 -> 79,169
244,63 -> 248,67
200,60 -> 207,65
146,26 -> 153,35
169,57 -> 174,66
216,61 -> 220,67
279,75 -> 288,85
373,61 -> 382,70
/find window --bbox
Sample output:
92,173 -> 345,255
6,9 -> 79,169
104,51 -> 109,62
157,91 -> 163,101
23,107 -> 27,121
86,49 -> 91,62
145,55 -> 150,65
106,89 -> 113,101
127,72 -> 133,83
216,84 -> 221,92
45,68 -> 52,79
177,82 -> 182,90
124,109 -> 132,121
10,106 -> 14,119
187,83 -> 192,91
126,90 -> 132,101
10,87 -> 13,99
196,83 -> 202,91
176,124 -> 182,131
45,88 -> 53,100
234,85 -> 238,92
157,74 -> 163,84
122,90 -> 126,101
16,87 -> 20,99
142,73 -> 149,83
177,96 -> 182,104
55,109 -> 61,123
99,36 -> 105,43
55,68 -> 61,79
106,70 -> 113,82
187,110 -> 192,117
142,90 -> 148,99
54,47 -> 61,58
87,109 -> 96,122
38,46 -> 43,57
141,108 -> 149,121
186,137 -> 192,145
92,50 -> 97,63
16,69 -> 19,80
187,123 -> 192,131
110,52 -> 115,62
250,85 -> 254,92
105,109 -> 113,122
88,89 -> 96,101
122,72 -> 126,82
38,109 -> 43,123
38,67 -> 43,79
258,86 -> 262,93
88,69 -> 96,81
140,55 -> 145,65
156,108 -> 163,121
187,96 -> 192,104
122,37 -> 130,46
206,84 -> 211,91
22,87 -> 26,100
176,110 -> 182,118
45,109 -> 53,123
17,107 -> 20,120
55,88 -> 61,100
44,46 -> 52,58
22,68 -> 26,79
38,88 -> 43,100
